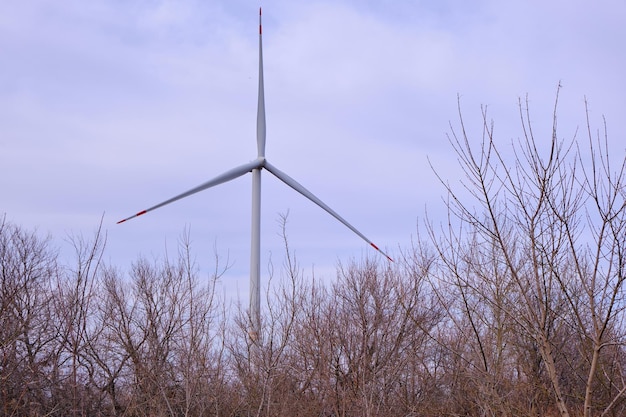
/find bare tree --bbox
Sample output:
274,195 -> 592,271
0,216 -> 58,415
228,213 -> 310,417
49,219 -> 107,416
431,88 -> 626,416
286,249 -> 441,417
87,230 -> 227,417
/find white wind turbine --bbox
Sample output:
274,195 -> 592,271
118,8 -> 392,338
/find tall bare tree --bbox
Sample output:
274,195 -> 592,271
0,216 -> 58,415
432,89 -> 626,416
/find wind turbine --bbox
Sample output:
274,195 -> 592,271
118,8 -> 392,338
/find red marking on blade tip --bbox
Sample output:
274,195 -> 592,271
117,219 -> 126,224
371,243 -> 394,262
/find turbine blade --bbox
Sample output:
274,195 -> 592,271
264,161 -> 393,261
117,158 -> 265,224
257,7 -> 266,158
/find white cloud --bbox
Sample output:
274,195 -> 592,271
1,0 -> 624,299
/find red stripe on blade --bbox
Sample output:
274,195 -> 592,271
371,243 -> 394,262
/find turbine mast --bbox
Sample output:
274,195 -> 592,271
249,7 -> 265,341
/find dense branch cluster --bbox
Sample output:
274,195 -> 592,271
2,97 -> 626,416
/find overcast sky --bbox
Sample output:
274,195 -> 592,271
2,0 -> 625,299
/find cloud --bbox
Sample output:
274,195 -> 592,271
1,0 -> 624,299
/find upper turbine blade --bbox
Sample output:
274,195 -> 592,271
257,7 -> 266,158
264,161 -> 393,262
117,158 -> 265,224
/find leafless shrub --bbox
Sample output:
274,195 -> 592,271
431,88 -> 626,417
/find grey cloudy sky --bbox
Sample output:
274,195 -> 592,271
2,0 -> 625,296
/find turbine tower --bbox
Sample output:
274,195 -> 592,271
118,8 -> 392,339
